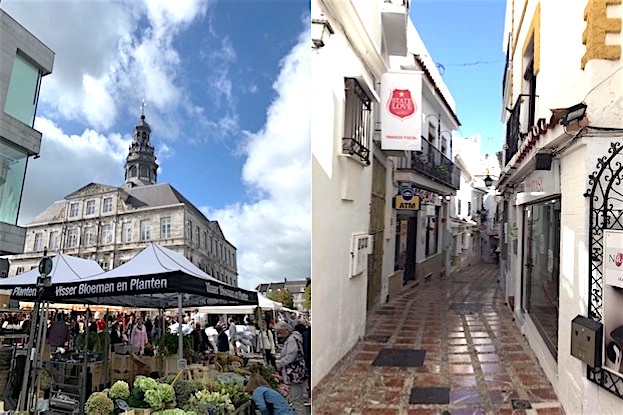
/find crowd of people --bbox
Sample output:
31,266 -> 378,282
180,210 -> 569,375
7,308 -> 310,414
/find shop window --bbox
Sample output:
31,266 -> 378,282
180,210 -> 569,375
4,53 -> 42,127
522,199 -> 560,359
342,78 -> 371,164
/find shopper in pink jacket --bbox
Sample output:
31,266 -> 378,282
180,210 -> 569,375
130,318 -> 149,353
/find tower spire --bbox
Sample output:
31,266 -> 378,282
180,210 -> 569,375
123,104 -> 159,188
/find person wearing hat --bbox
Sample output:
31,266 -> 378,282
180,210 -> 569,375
274,321 -> 307,415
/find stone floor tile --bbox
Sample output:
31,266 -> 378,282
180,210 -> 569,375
313,264 -> 562,414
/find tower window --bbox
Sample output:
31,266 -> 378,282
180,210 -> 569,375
130,166 -> 137,177
140,166 -> 148,179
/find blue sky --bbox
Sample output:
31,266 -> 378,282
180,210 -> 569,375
411,0 -> 507,156
2,0 -> 311,290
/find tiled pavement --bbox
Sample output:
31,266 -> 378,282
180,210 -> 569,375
313,263 -> 564,415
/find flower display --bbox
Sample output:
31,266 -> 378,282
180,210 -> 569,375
85,391 -> 114,415
109,381 -> 130,400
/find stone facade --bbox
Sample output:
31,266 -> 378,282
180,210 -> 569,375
9,114 -> 238,287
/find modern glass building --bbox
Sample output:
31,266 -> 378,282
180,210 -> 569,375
0,9 -> 55,254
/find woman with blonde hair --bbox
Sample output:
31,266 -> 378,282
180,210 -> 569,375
245,373 -> 294,415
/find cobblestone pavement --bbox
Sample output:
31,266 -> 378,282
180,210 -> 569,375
313,263 -> 564,415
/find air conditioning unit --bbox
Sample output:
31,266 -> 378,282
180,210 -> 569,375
350,233 -> 372,278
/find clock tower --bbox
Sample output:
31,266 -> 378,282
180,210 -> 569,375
124,101 -> 159,187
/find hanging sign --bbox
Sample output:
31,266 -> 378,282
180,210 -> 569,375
380,71 -> 422,151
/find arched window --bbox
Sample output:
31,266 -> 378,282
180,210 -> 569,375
129,166 -> 137,177
140,166 -> 148,178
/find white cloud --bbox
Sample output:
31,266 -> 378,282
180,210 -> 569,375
18,117 -> 130,225
1,0 -> 208,134
203,27 -> 311,290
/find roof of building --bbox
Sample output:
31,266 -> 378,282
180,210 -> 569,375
256,279 -> 309,293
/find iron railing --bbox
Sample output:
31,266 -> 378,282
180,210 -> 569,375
396,136 -> 460,189
504,95 -> 523,165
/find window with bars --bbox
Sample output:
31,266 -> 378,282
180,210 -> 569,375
342,78 -> 371,165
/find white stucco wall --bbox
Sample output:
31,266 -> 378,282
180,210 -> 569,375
502,0 -> 623,410
311,5 -> 376,388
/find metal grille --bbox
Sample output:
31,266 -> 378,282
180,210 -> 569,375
585,141 -> 623,399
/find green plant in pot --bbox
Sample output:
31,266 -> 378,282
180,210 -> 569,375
78,332 -> 107,352
156,333 -> 192,356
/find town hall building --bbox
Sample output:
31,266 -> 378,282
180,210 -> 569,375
8,111 -> 239,286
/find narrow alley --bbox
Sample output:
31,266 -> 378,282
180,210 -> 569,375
313,263 -> 563,415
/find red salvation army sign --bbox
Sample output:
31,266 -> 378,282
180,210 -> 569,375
604,230 -> 623,288
380,71 -> 422,151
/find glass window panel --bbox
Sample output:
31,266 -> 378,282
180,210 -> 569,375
0,138 -> 28,225
4,54 -> 41,127
524,199 -> 561,358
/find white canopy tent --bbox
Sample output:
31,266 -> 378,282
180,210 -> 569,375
197,292 -> 282,315
0,253 -> 104,298
46,243 -> 258,308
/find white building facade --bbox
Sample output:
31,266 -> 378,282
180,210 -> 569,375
312,0 -> 461,389
498,0 -> 623,412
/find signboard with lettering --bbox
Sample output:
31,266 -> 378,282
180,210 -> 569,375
394,188 -> 420,210
10,273 -> 257,308
380,71 -> 423,151
604,230 -> 623,288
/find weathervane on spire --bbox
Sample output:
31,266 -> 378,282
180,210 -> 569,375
140,99 -> 147,116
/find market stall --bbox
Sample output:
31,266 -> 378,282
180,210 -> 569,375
0,244 -> 262,414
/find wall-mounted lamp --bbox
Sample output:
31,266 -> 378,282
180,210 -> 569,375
311,19 -> 334,49
559,102 -> 587,126
484,175 -> 493,188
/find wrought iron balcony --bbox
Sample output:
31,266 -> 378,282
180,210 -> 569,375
504,95 -> 527,165
342,137 -> 370,165
396,136 -> 460,189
